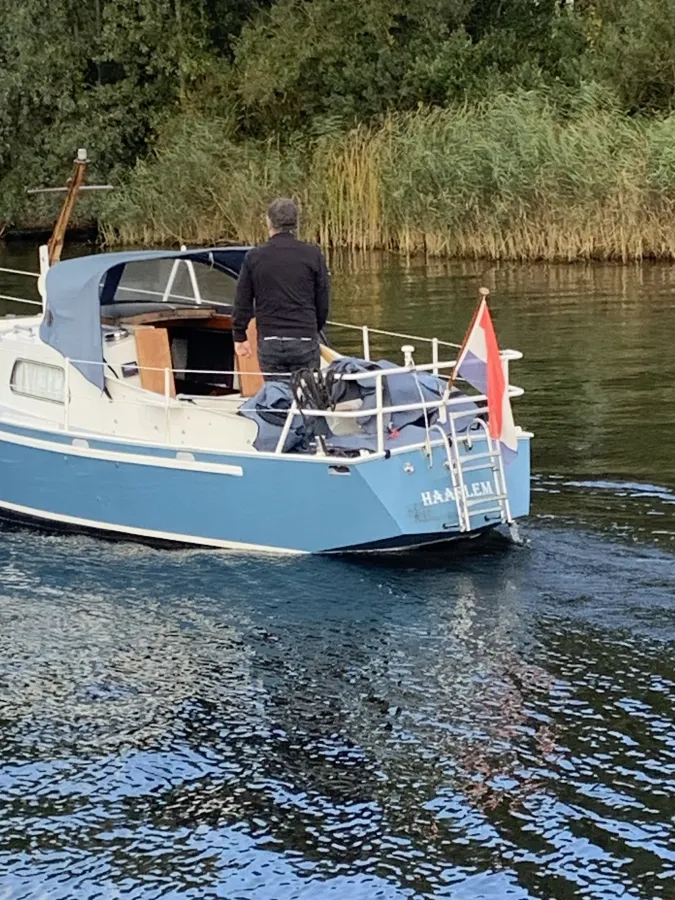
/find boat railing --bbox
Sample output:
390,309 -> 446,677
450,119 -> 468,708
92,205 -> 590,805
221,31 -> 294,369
56,350 -> 523,459
324,320 -> 464,373
0,264 -> 43,309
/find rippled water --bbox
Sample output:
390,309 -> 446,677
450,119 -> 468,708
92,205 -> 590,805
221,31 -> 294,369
1,247 -> 674,898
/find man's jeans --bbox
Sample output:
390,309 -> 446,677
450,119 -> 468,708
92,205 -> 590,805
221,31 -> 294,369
258,336 -> 321,381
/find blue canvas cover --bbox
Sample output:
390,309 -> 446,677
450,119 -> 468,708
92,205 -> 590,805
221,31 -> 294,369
326,357 -> 479,434
239,358 -> 482,455
40,247 -> 249,390
239,381 -> 307,452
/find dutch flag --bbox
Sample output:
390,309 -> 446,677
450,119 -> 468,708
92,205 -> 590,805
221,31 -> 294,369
454,294 -> 518,461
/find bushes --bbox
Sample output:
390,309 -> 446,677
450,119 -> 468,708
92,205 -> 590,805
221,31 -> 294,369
102,90 -> 675,260
100,117 -> 306,246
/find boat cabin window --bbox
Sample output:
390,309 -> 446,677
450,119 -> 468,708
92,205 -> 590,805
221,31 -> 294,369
102,257 -> 237,309
10,359 -> 65,404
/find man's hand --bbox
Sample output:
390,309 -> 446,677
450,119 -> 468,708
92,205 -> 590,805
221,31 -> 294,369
234,340 -> 253,359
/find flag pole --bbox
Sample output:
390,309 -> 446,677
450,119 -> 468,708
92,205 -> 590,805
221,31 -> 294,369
446,286 -> 490,394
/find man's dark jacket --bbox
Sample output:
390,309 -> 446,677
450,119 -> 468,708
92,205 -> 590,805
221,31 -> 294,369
232,232 -> 330,343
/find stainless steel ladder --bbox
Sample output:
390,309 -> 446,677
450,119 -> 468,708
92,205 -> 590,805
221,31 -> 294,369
431,417 -> 512,532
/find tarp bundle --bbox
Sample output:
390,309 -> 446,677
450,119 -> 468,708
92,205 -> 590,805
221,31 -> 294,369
239,381 -> 309,453
239,357 -> 482,454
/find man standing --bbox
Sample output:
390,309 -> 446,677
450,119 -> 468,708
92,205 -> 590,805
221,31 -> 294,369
233,198 -> 330,380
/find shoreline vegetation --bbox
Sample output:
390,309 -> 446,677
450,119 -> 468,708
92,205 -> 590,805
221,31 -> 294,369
100,92 -> 675,262
3,1 -> 675,261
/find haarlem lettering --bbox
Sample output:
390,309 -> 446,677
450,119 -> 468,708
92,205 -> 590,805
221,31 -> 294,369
420,481 -> 493,507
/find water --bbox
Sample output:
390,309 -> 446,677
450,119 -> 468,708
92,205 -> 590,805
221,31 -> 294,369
1,245 -> 674,899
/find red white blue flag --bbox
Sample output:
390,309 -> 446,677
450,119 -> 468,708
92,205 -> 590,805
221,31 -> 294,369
454,297 -> 518,460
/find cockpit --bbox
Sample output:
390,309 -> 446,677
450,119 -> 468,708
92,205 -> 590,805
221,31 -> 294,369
98,253 -> 265,399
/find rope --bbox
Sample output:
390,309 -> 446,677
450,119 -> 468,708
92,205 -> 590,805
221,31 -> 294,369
290,367 -> 333,411
288,368 -> 336,449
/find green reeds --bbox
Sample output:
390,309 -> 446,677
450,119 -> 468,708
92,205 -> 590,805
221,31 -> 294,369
101,91 -> 675,261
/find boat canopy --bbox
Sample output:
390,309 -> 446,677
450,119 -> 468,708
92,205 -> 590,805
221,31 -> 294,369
40,247 -> 249,390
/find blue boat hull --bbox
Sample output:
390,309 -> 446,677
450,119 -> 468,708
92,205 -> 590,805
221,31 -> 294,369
0,423 -> 530,554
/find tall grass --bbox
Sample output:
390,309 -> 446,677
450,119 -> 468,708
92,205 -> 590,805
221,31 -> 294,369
101,91 -> 675,261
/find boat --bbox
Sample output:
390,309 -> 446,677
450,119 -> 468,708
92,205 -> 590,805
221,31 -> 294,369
0,153 -> 531,554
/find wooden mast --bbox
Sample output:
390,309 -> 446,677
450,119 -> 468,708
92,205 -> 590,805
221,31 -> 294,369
46,149 -> 89,265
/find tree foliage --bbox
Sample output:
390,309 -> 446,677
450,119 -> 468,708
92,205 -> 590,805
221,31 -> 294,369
584,0 -> 675,112
0,0 -> 673,228
233,0 -> 588,132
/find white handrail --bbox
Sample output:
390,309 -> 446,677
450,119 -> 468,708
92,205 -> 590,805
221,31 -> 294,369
432,338 -> 439,375
327,319 -> 463,350
340,360 -> 460,381
77,369 -> 510,416
164,367 -> 172,441
0,266 -> 39,278
375,377 -> 384,454
94,354 -> 520,380
269,390 -> 491,456
69,356 -> 524,407
58,350 -> 524,457
272,394 -> 510,420
362,325 -> 371,361
275,400 -> 298,454
0,293 -> 42,307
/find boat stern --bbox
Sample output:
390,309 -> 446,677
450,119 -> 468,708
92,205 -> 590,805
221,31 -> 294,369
342,433 -> 531,551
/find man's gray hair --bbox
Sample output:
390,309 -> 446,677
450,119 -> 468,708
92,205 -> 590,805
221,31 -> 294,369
267,197 -> 298,233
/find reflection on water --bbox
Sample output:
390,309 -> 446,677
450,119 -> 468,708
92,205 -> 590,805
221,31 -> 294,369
0,246 -> 674,898
1,529 -> 674,898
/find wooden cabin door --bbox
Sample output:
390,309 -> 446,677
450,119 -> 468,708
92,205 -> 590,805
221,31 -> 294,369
237,319 -> 264,398
135,326 -> 176,397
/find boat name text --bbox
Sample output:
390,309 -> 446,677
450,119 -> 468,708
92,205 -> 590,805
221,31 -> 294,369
420,482 -> 493,507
